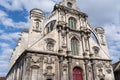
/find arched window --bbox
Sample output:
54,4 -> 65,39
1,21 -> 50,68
68,17 -> 77,30
67,2 -> 72,8
73,67 -> 83,80
45,20 -> 56,34
71,37 -> 79,55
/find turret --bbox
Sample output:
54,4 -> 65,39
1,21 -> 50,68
95,27 -> 110,57
95,27 -> 106,45
28,8 -> 45,47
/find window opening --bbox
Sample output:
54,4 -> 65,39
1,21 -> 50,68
71,37 -> 79,55
68,17 -> 77,30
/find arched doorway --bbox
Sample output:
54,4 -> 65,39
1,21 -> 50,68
73,67 -> 83,80
100,78 -> 104,80
47,79 -> 51,80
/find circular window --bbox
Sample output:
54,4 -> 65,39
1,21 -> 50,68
67,2 -> 72,8
47,42 -> 54,51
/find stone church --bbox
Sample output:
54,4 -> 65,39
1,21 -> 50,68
6,0 -> 115,80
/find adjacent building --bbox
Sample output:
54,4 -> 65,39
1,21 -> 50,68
113,61 -> 120,80
6,0 -> 115,80
0,77 -> 6,80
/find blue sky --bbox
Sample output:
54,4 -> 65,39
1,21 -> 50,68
0,0 -> 120,77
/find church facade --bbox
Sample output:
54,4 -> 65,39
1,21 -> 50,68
6,0 -> 115,80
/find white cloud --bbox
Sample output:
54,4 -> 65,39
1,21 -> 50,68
0,42 -> 13,76
103,24 -> 120,63
77,0 -> 120,26
0,0 -> 56,12
0,29 -> 4,33
0,32 -> 20,42
0,10 -> 28,29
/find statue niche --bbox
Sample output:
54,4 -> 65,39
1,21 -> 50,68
45,38 -> 56,51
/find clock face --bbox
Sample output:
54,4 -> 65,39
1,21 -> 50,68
67,2 -> 72,8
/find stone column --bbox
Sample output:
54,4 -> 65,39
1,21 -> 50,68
80,30 -> 85,55
84,35 -> 89,51
68,57 -> 72,80
84,60 -> 89,80
57,25 -> 63,53
25,55 -> 31,80
59,56 -> 64,80
91,60 -> 95,80
22,58 -> 26,80
65,27 -> 71,55
86,29 -> 91,56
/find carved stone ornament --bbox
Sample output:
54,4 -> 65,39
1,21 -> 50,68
45,38 -> 56,44
44,65 -> 54,78
47,43 -> 54,51
45,38 -> 56,51
92,46 -> 99,56
31,65 -> 40,69
106,68 -> 112,74
44,56 -> 54,64
96,62 -> 103,68
98,69 -> 105,79
32,56 -> 40,63
95,27 -> 104,34
69,33 -> 81,40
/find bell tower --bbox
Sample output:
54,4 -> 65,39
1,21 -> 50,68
28,8 -> 45,47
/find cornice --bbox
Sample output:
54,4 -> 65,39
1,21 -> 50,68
53,4 -> 88,17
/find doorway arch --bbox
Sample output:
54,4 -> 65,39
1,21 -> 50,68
47,79 -> 52,80
100,78 -> 104,80
73,67 -> 83,80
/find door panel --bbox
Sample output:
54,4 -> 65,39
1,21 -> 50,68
73,67 -> 83,80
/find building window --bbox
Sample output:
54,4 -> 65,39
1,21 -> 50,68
67,2 -> 72,8
68,17 -> 77,30
71,37 -> 79,55
45,20 -> 56,34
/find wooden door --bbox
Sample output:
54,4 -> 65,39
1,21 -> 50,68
73,67 -> 83,80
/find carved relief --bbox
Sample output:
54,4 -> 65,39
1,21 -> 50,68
33,19 -> 42,32
100,34 -> 105,45
31,56 -> 40,63
47,43 -> 54,51
45,38 -> 56,51
105,62 -> 112,74
96,62 -> 103,68
44,56 -> 55,79
106,69 -> 112,74
69,33 -> 81,40
98,69 -> 105,79
88,66 -> 93,80
46,66 -> 53,74
31,56 -> 43,63
60,11 -> 65,21
92,46 -> 99,57
44,56 -> 55,64
61,30 -> 66,47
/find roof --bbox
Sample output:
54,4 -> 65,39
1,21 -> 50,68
0,77 -> 6,80
22,29 -> 29,33
113,61 -> 120,72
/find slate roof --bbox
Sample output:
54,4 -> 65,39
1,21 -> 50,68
0,77 -> 6,80
113,61 -> 120,72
